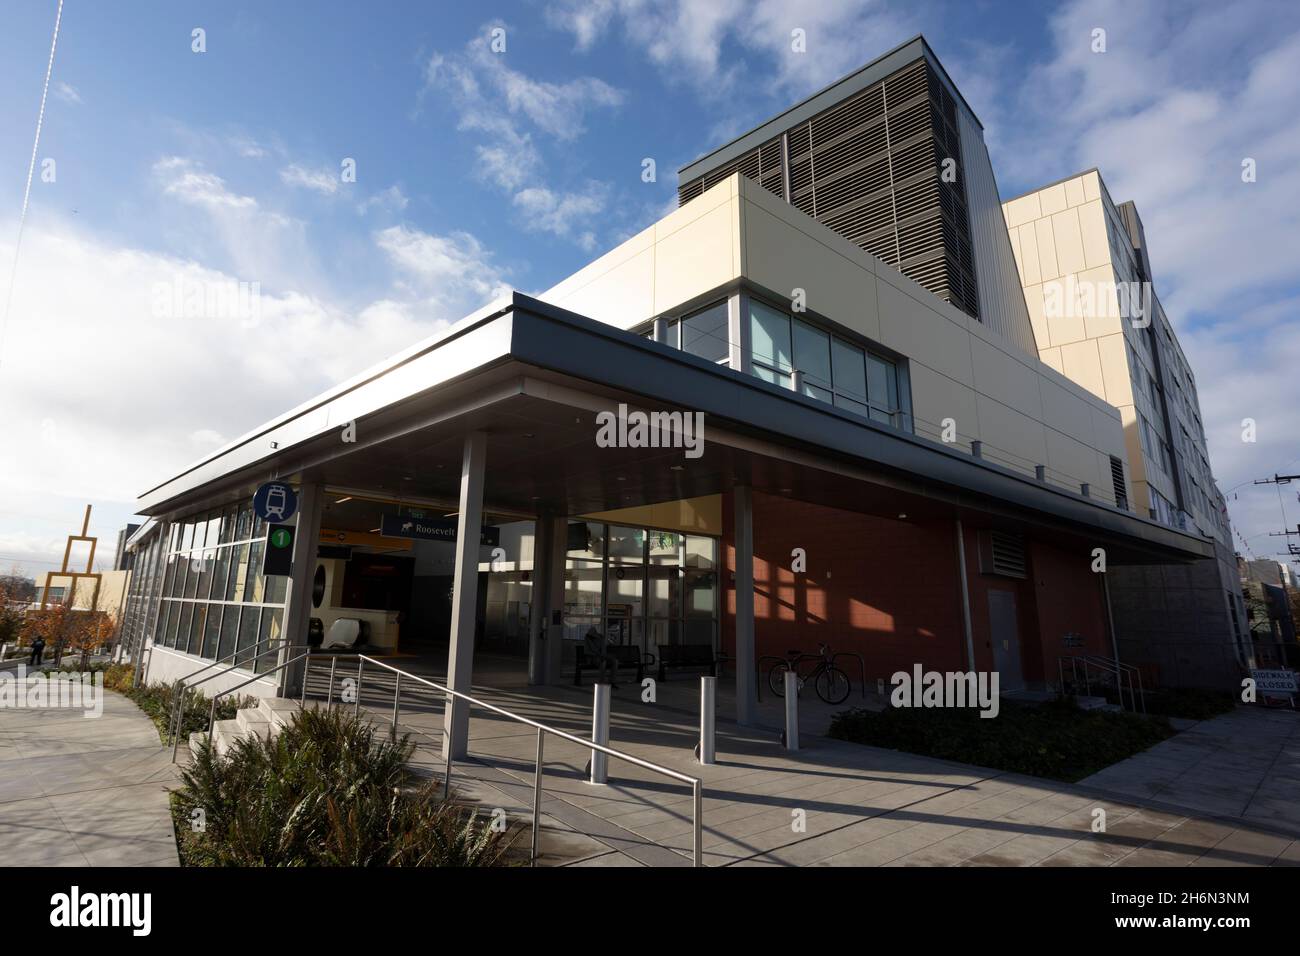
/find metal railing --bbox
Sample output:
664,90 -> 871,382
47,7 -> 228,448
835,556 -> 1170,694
168,641 -> 304,760
1058,654 -> 1146,714
206,652 -> 706,867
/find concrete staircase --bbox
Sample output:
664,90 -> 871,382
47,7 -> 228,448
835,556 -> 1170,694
189,696 -> 300,759
1074,694 -> 1123,713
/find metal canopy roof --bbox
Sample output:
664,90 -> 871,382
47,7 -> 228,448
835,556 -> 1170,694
135,292 -> 1213,566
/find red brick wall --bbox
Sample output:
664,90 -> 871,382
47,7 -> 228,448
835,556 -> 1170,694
720,490 -> 1112,688
721,490 -> 968,681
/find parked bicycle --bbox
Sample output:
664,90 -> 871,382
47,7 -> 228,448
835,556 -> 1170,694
767,644 -> 852,704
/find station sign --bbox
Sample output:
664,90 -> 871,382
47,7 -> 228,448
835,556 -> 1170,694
262,523 -> 295,577
379,513 -> 500,546
253,481 -> 298,523
1251,668 -> 1298,694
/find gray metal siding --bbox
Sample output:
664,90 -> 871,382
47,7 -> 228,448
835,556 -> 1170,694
956,107 -> 1039,357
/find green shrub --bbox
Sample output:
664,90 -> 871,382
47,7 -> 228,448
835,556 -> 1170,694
172,706 -> 507,867
828,698 -> 1174,782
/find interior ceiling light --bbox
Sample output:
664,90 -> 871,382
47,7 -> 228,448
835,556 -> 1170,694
898,513 -> 907,519
334,497 -> 353,504
670,465 -> 684,471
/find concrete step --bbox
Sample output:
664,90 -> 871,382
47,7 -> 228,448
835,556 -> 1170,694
235,707 -> 273,736
189,731 -> 208,758
258,696 -> 300,729
212,719 -> 243,757
1074,695 -> 1110,711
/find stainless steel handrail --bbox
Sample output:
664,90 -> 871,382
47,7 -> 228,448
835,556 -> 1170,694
168,640 -> 291,743
347,654 -> 704,868
206,652 -> 706,867
169,642 -> 307,760
1059,654 -> 1146,714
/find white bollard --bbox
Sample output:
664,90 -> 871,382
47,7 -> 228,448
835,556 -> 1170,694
590,682 -> 611,784
783,669 -> 799,752
699,675 -> 716,765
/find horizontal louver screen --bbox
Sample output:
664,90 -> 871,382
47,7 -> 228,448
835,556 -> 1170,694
678,57 -> 980,321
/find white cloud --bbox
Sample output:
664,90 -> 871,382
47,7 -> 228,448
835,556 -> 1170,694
426,33 -> 624,140
374,223 -> 512,307
544,0 -> 917,96
280,163 -> 342,195
0,214 -> 512,576
512,184 -> 608,248
421,28 -> 621,246
53,81 -> 82,105
154,156 -> 259,212
357,184 -> 410,215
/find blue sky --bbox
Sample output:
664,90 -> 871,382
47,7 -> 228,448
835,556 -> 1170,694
1,0 -> 1298,578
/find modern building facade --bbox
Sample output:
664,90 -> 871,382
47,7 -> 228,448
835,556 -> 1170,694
118,37 -> 1220,754
1003,170 -> 1247,688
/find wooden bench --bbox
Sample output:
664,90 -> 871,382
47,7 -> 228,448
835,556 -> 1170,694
574,645 -> 650,685
656,644 -> 717,681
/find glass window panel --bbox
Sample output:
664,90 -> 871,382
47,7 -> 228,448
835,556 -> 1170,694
647,565 -> 678,619
684,535 -> 716,569
230,543 -> 250,601
793,320 -> 832,388
201,605 -> 222,658
255,609 -> 283,673
205,512 -> 221,548
604,566 -> 642,647
235,504 -> 253,542
566,522 -> 604,559
218,504 -> 237,544
832,338 -> 867,400
749,301 -> 792,373
680,301 -> 729,364
245,540 -> 265,602
684,571 -> 717,617
212,547 -> 232,603
185,604 -> 203,655
156,602 -> 173,648
563,559 -> 603,621
161,556 -> 176,601
197,549 -> 216,600
646,529 -> 681,563
183,553 -> 201,598
753,363 -> 792,388
802,382 -> 832,403
235,608 -> 261,667
264,573 -> 287,605
607,525 -> 644,563
834,394 -> 871,418
165,601 -> 182,648
217,607 -> 239,661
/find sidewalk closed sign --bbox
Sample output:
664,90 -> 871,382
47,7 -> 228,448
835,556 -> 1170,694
1251,669 -> 1298,694
262,524 -> 295,577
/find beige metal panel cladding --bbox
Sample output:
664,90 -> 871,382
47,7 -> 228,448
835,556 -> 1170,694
955,106 -> 1039,357
541,177 -> 742,327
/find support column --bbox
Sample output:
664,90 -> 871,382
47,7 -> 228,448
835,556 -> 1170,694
444,432 -> 486,759
545,516 -> 568,683
733,485 -> 757,725
279,482 -> 323,697
955,518 -> 976,672
527,514 -> 553,686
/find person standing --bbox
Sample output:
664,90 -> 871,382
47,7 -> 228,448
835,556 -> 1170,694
29,636 -> 46,667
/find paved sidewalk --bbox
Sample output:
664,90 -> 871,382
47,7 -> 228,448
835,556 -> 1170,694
1081,707 -> 1300,834
0,683 -> 180,867
335,666 -> 1300,867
